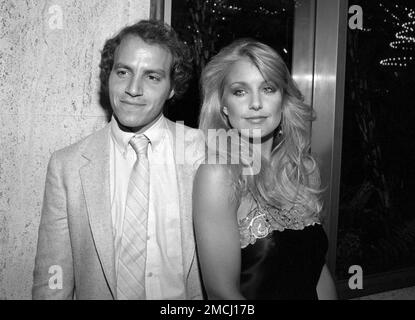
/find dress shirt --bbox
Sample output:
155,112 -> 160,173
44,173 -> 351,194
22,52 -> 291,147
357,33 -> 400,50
109,114 -> 185,299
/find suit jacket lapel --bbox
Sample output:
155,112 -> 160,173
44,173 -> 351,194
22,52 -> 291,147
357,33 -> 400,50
166,120 -> 196,278
176,163 -> 196,279
79,124 -> 116,298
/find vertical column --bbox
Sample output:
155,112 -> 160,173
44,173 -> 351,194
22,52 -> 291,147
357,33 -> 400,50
311,0 -> 348,275
292,0 -> 316,108
150,0 -> 165,21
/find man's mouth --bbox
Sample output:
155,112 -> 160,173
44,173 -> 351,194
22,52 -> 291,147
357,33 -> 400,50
120,100 -> 146,106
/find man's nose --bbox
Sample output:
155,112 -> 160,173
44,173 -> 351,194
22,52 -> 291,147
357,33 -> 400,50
125,76 -> 143,97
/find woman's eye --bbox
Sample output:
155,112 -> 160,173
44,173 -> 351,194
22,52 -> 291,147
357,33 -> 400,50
233,89 -> 246,96
263,86 -> 276,94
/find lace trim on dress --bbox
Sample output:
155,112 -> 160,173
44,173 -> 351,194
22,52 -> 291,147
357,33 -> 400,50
238,202 -> 321,249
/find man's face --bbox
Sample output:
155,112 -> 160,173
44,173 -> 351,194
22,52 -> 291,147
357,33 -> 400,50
109,35 -> 174,132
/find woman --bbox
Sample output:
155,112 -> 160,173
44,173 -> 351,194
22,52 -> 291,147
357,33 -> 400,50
193,39 -> 337,300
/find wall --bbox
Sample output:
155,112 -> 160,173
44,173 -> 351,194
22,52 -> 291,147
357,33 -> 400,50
0,0 -> 150,299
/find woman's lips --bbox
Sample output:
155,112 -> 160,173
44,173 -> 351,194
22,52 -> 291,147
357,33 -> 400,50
244,116 -> 268,124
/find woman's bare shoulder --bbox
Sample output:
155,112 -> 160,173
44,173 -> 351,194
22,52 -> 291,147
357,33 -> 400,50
195,164 -> 238,188
193,164 -> 241,212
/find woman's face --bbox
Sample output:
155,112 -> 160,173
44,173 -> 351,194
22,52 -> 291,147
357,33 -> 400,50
222,58 -> 282,140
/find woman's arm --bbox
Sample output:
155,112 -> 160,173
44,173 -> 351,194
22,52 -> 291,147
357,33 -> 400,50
316,264 -> 338,300
193,164 -> 245,300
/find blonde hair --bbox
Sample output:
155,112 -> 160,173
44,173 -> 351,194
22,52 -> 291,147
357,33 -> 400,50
199,39 -> 322,216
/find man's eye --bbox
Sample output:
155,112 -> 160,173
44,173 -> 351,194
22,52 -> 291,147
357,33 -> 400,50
116,69 -> 128,77
148,74 -> 161,82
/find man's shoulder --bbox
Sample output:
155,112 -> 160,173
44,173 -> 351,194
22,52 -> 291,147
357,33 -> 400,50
163,118 -> 206,168
52,123 -> 110,161
164,118 -> 205,143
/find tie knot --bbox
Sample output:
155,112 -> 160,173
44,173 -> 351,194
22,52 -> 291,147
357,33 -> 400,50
129,134 -> 149,157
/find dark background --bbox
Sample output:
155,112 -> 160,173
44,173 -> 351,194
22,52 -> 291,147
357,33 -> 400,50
169,0 -> 415,289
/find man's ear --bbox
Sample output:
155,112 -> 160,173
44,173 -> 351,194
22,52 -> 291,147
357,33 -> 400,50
168,88 -> 175,99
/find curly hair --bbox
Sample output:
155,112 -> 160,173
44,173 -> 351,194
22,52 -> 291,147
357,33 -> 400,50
99,20 -> 193,115
199,39 -> 323,217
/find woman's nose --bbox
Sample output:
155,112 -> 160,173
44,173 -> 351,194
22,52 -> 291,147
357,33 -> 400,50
249,93 -> 262,110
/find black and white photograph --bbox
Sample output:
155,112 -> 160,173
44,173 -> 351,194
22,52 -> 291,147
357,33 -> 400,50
1,0 -> 414,304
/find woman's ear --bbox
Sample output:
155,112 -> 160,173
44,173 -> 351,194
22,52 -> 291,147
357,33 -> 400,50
222,106 -> 229,116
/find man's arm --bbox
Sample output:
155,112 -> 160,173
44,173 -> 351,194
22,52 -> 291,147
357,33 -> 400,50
32,152 -> 75,299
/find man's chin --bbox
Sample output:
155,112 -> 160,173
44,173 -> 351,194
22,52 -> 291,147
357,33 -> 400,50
114,115 -> 145,133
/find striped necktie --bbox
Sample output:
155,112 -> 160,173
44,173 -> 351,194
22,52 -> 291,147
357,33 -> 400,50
117,134 -> 150,300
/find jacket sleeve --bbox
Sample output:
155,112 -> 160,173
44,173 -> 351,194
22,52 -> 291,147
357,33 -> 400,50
32,152 -> 75,299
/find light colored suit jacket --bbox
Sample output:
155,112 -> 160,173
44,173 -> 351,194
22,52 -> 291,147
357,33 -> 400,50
32,119 -> 205,300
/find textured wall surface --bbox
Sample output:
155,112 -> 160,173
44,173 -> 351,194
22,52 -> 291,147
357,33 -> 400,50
0,0 -> 150,299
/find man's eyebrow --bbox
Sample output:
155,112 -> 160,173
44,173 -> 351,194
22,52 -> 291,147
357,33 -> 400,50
113,63 -> 132,70
144,69 -> 167,77
112,64 -> 167,77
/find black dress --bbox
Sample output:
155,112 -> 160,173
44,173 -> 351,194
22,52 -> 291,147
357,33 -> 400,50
238,202 -> 328,300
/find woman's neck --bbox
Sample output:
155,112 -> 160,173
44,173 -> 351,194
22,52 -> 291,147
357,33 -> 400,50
240,131 -> 274,162
260,137 -> 274,160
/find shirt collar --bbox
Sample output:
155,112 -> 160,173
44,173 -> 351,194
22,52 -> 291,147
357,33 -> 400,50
110,114 -> 167,154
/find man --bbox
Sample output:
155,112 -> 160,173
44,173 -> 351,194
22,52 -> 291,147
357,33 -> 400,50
32,20 -> 205,300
